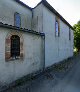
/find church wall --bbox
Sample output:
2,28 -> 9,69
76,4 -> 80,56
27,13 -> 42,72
42,5 -> 74,67
0,0 -> 32,29
0,27 -> 44,85
0,0 -> 74,86
32,3 -> 74,68
32,4 -> 43,33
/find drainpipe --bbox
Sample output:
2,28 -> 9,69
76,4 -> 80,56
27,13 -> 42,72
42,5 -> 45,71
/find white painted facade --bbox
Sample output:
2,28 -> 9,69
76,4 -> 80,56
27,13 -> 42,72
0,27 -> 44,85
32,3 -> 73,67
43,5 -> 74,67
0,0 -> 32,29
0,0 -> 74,85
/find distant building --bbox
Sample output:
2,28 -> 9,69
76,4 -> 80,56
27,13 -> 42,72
0,0 -> 74,86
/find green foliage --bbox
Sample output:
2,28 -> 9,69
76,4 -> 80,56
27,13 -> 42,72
73,20 -> 80,51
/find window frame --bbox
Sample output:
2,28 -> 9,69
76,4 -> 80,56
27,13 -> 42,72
55,17 -> 60,37
5,33 -> 24,61
14,12 -> 21,28
11,35 -> 20,59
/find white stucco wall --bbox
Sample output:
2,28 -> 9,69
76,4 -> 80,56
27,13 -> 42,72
42,5 -> 74,67
0,0 -> 32,29
0,27 -> 44,85
32,3 -> 74,67
58,20 -> 74,61
32,4 -> 43,32
0,0 -> 74,85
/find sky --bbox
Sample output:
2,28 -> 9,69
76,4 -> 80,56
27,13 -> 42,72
20,0 -> 80,26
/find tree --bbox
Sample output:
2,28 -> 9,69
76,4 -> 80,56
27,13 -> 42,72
73,20 -> 80,52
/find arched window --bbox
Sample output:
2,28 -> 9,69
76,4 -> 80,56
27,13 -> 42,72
14,12 -> 21,27
55,18 -> 60,37
11,35 -> 20,58
5,33 -> 24,61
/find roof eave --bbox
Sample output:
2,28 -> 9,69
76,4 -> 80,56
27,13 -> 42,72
13,0 -> 32,11
0,22 -> 45,36
33,0 -> 73,30
42,0 -> 73,29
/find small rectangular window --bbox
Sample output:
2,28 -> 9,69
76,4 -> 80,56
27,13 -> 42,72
14,12 -> 21,28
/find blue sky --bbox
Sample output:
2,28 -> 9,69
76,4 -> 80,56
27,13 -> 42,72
20,0 -> 80,26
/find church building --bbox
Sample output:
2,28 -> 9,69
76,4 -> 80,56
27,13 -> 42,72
0,0 -> 74,86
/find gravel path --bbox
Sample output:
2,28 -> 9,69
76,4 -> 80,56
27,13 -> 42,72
3,54 -> 80,92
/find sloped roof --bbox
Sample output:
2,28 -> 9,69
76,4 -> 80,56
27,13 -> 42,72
34,0 -> 73,29
14,0 -> 32,10
14,0 -> 73,29
0,22 -> 44,36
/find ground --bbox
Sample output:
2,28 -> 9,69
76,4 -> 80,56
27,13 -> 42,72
2,53 -> 80,92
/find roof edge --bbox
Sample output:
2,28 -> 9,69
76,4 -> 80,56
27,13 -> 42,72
0,22 -> 45,36
32,1 -> 42,9
33,0 -> 73,30
13,0 -> 73,30
13,0 -> 32,11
